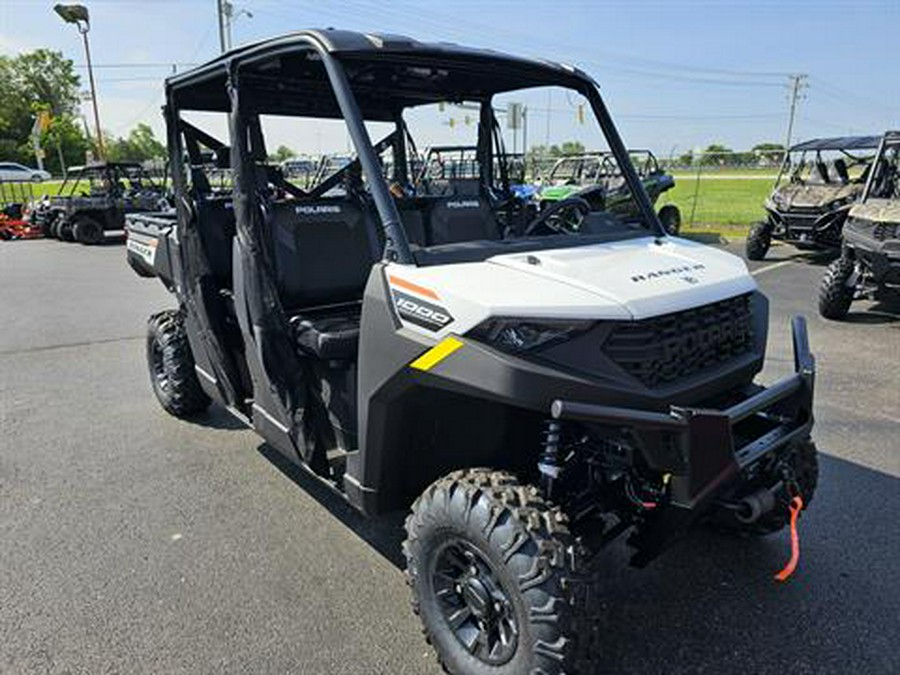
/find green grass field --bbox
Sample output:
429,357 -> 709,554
659,176 -> 771,234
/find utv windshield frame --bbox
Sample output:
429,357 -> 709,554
859,131 -> 900,202
773,135 -> 881,190
163,29 -> 665,268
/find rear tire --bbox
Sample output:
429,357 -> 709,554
818,256 -> 855,320
657,204 -> 681,236
147,310 -> 210,417
745,221 -> 772,260
73,215 -> 104,245
404,469 -> 587,675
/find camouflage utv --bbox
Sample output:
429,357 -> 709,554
746,136 -> 880,260
819,131 -> 900,319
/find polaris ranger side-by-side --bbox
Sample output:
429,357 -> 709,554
32,162 -> 166,245
746,135 -> 880,260
819,131 -> 900,320
126,30 -> 818,674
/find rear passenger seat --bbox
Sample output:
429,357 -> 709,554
269,198 -> 379,361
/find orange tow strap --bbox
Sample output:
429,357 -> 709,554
774,495 -> 804,582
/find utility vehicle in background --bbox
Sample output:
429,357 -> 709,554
126,30 -> 818,674
746,135 -> 880,260
538,150 -> 681,234
819,131 -> 900,320
32,161 -> 166,245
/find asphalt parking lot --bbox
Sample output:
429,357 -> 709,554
1,237 -> 898,674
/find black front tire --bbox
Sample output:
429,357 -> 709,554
657,204 -> 681,236
58,222 -> 76,242
73,215 -> 105,245
818,256 -> 855,320
147,310 -> 210,417
404,469 -> 587,675
745,221 -> 772,261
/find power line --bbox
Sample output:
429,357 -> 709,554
72,62 -> 199,69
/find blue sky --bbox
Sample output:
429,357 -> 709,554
1,0 -> 898,157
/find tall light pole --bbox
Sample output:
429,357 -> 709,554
217,0 -> 253,52
54,4 -> 104,159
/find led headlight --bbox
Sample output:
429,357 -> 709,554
468,318 -> 594,354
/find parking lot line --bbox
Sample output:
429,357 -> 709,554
751,260 -> 795,277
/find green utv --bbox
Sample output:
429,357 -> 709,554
538,150 -> 681,234
125,30 -> 819,674
746,136 -> 880,261
819,131 -> 900,319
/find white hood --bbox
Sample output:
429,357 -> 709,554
487,236 -> 756,319
385,236 -> 757,338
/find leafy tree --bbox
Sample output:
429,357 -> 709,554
269,145 -> 297,163
751,142 -> 786,165
107,123 -> 166,162
0,50 -> 86,170
548,141 -> 585,157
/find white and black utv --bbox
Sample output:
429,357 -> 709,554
746,136 -> 880,260
126,30 -> 819,674
819,131 -> 900,320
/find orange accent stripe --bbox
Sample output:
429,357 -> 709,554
388,274 -> 439,300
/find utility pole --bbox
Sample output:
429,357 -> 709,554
217,0 -> 252,52
217,0 -> 229,52
784,74 -> 808,152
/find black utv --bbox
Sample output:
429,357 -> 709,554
746,135 -> 880,260
819,131 -> 900,320
33,161 -> 165,244
126,30 -> 818,674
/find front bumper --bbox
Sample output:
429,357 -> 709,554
768,207 -> 847,247
551,316 -> 815,564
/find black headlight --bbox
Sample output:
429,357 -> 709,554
468,318 -> 595,354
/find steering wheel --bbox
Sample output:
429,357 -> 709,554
524,196 -> 591,236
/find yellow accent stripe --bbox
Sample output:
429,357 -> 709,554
410,337 -> 464,371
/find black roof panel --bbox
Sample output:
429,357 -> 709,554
165,29 -> 590,118
790,135 -> 883,152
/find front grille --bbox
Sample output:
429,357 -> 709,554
604,294 -> 754,388
873,223 -> 899,242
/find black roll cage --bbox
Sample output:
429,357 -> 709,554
164,30 -> 666,267
859,131 -> 900,202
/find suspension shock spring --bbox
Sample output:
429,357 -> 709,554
538,419 -> 562,498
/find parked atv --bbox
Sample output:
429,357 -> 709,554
127,30 -> 818,674
539,150 -> 681,234
746,136 -> 880,260
32,162 -> 165,245
819,131 -> 900,320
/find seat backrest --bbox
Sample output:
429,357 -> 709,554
809,160 -> 830,184
427,196 -> 500,246
271,198 -> 377,310
196,196 -> 237,288
831,158 -> 850,184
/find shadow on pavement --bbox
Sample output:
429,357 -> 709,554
183,404 -> 250,430
257,442 -> 407,568
258,441 -> 899,674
